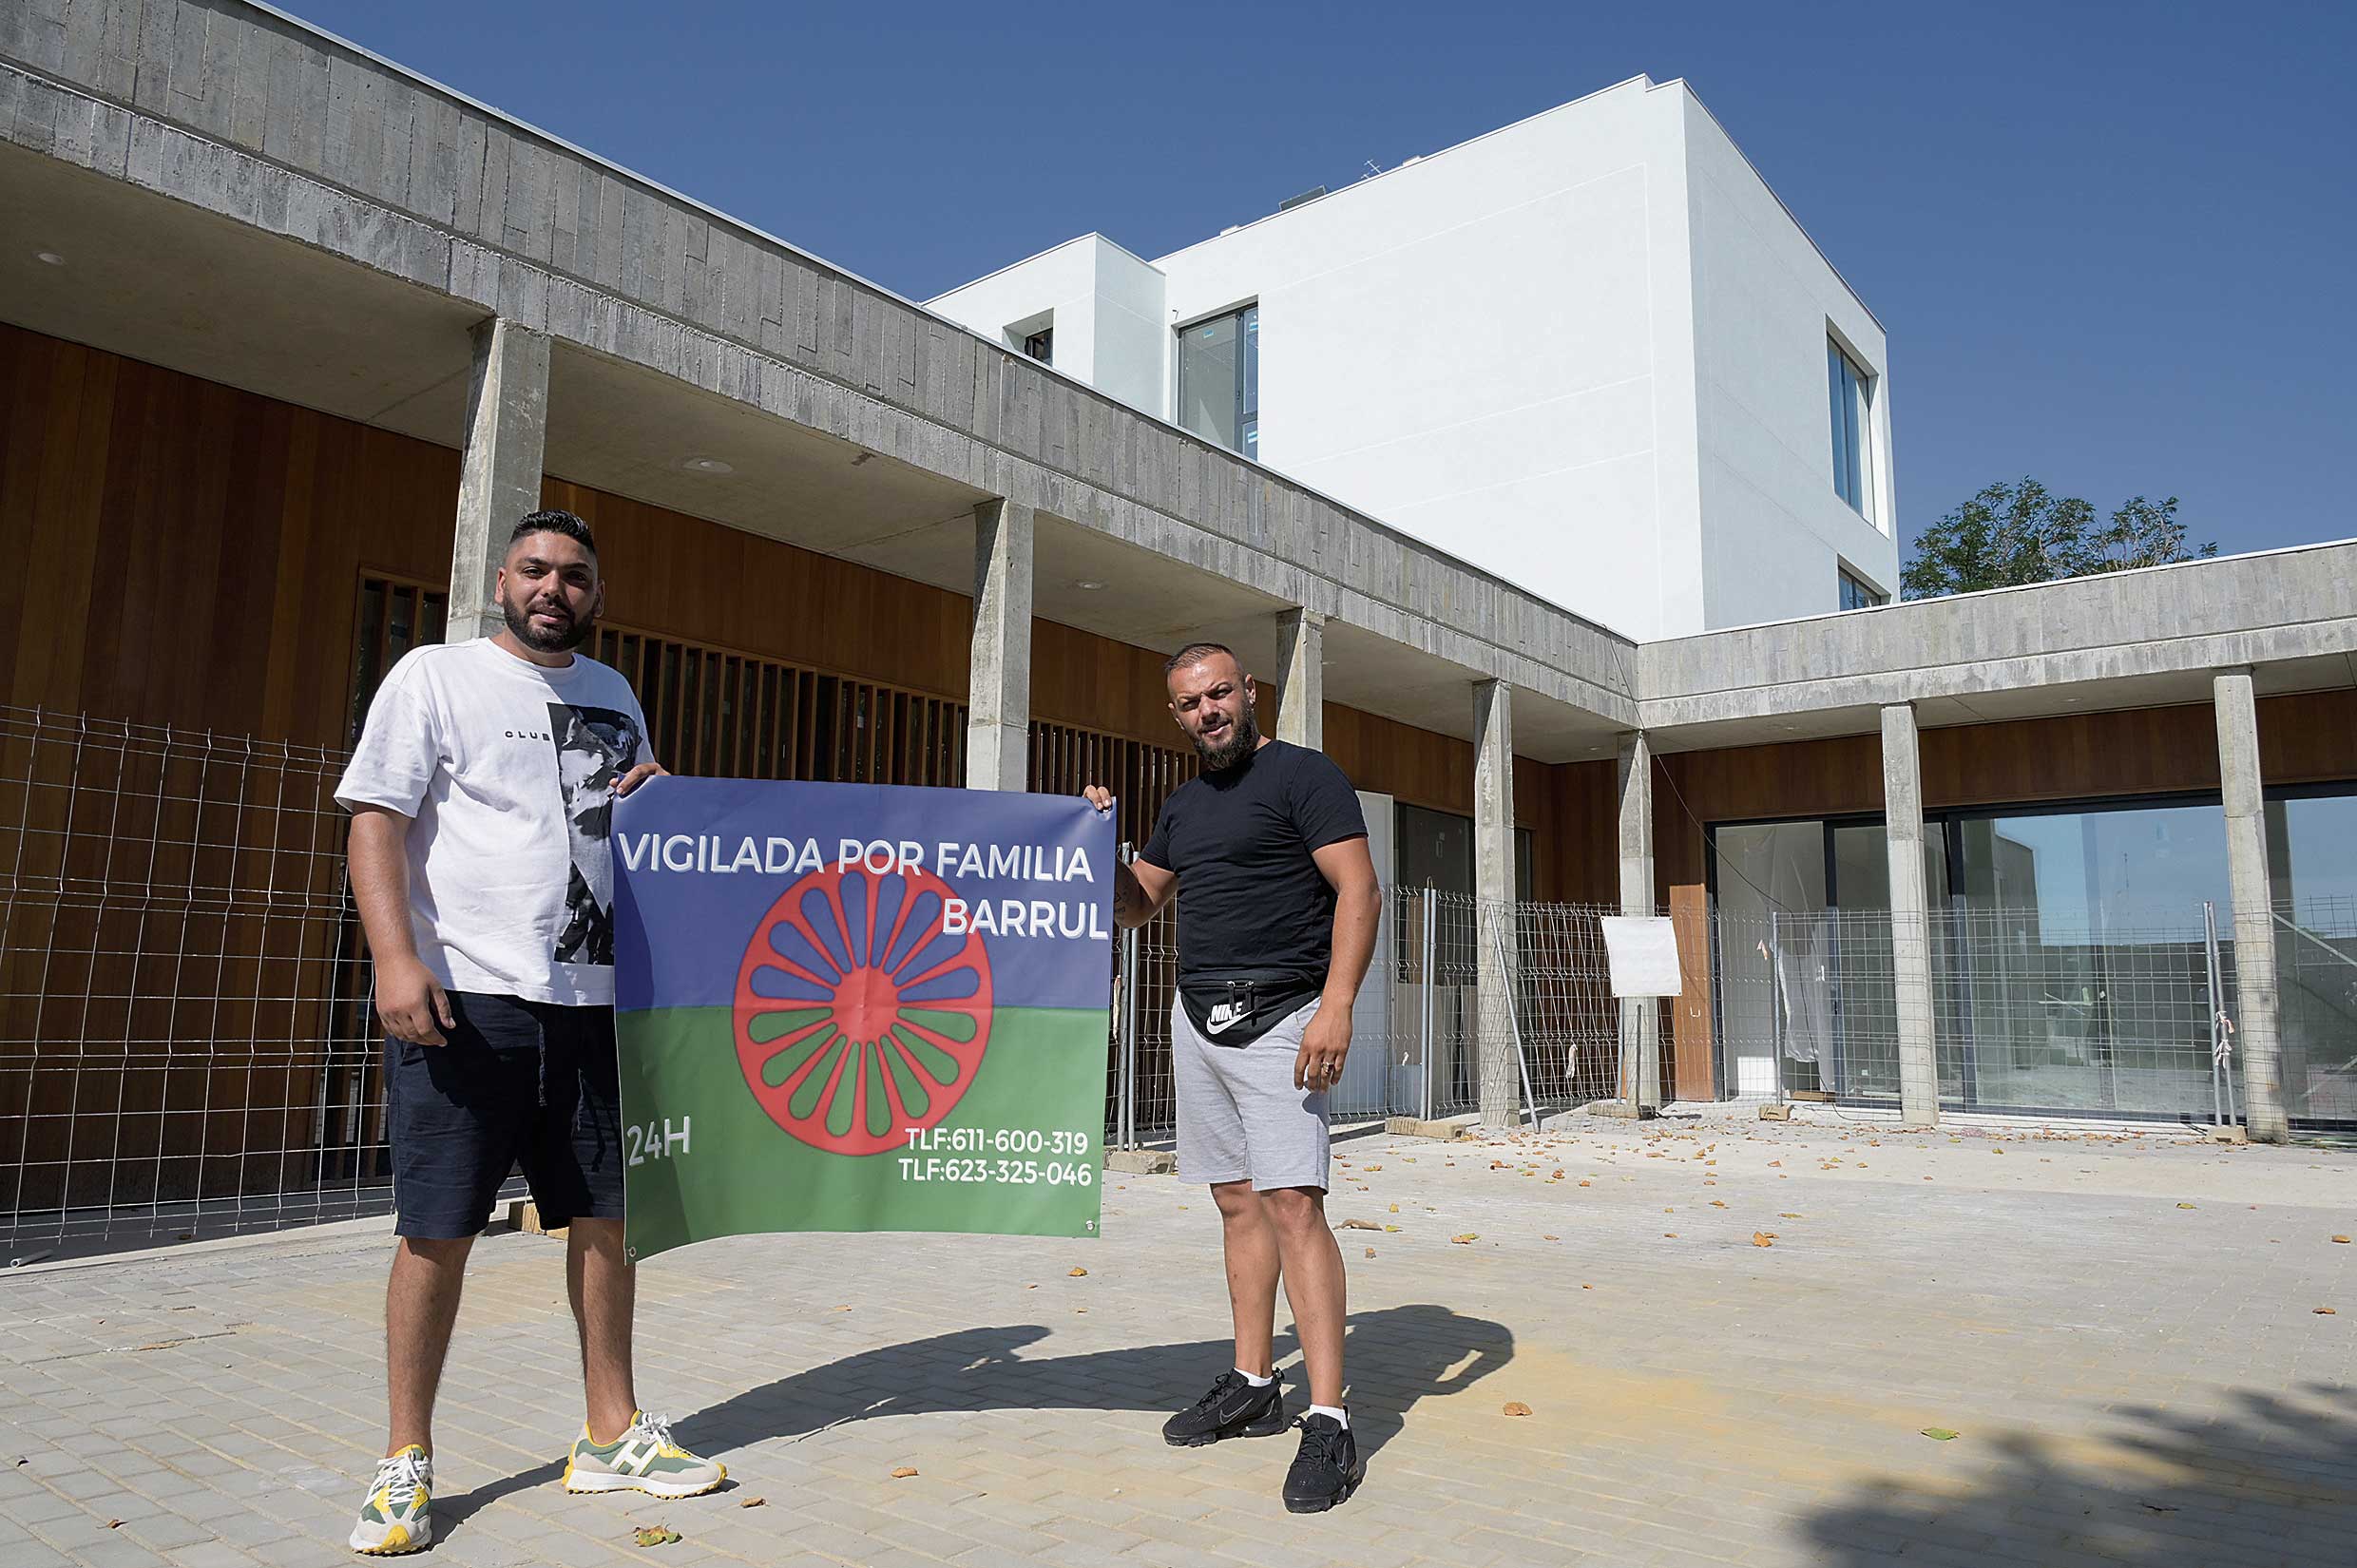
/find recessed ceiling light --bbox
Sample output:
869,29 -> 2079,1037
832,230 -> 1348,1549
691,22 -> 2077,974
34,251 -> 64,266
680,456 -> 732,475
1073,580 -> 1105,590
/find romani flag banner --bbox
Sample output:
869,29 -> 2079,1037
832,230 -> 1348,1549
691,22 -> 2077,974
610,779 -> 1113,1261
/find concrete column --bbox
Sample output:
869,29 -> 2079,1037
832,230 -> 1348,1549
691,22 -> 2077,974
1274,608 -> 1325,750
1473,679 -> 1519,1129
2214,669 -> 2289,1142
1617,731 -> 1661,1109
447,317 -> 550,643
965,498 -> 1034,791
1881,703 -> 1941,1129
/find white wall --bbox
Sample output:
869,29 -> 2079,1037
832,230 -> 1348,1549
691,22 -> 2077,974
1153,77 -> 1703,641
1681,94 -> 1899,627
928,77 -> 1898,641
925,235 -> 1168,415
1083,238 -> 1168,414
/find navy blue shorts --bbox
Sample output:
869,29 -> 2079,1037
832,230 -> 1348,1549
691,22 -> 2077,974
385,990 -> 626,1238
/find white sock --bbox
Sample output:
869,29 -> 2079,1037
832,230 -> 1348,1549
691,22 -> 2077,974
1309,1404 -> 1349,1428
1235,1367 -> 1274,1387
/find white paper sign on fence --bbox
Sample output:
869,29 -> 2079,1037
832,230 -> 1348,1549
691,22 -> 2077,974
1599,916 -> 1683,998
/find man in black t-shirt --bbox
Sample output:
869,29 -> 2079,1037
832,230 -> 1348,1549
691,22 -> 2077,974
1084,641 -> 1380,1513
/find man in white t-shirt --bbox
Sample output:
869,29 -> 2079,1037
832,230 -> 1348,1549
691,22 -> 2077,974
335,510 -> 726,1555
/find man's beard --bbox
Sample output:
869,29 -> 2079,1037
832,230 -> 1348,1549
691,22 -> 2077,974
1191,703 -> 1259,771
503,595 -> 592,653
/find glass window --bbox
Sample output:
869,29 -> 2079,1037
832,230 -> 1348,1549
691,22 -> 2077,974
1838,567 -> 1888,611
1944,802 -> 2230,1118
1178,304 -> 1258,457
1709,818 -> 1945,1106
1022,327 -> 1052,365
1828,340 -> 1870,516
2265,788 -> 2357,1126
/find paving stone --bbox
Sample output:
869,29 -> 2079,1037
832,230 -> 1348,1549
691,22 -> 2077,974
6,1115 -> 2356,1567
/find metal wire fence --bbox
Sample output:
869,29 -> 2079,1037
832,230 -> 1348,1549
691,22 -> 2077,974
7,698 -> 2348,1252
1708,901 -> 2315,1126
1108,889 -> 1638,1143
0,707 -> 392,1255
2279,896 -> 2357,1125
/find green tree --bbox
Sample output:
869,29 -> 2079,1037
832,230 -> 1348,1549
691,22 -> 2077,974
1900,479 -> 2217,600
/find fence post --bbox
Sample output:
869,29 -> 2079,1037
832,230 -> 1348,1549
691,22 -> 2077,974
2203,900 -> 2239,1129
1419,886 -> 1437,1122
1116,838 -> 1140,1148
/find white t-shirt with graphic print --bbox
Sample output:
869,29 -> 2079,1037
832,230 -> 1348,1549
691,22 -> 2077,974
335,638 -> 653,1006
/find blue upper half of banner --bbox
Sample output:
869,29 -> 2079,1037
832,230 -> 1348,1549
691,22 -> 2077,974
611,778 -> 1116,1013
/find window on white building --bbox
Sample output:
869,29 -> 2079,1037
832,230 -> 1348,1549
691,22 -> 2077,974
1838,565 -> 1888,610
1828,339 -> 1872,517
1177,304 -> 1258,457
1021,326 -> 1053,365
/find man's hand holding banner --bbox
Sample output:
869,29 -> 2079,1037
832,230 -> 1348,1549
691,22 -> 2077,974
611,779 -> 1114,1260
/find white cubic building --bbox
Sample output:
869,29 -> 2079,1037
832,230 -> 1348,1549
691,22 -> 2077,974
929,74 -> 1897,640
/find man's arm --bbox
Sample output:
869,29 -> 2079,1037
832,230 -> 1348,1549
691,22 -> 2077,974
1112,855 -> 1178,928
1082,785 -> 1178,928
348,805 -> 454,1046
1293,836 -> 1380,1090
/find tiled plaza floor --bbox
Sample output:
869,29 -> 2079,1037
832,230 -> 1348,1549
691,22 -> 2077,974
6,1109 -> 2354,1566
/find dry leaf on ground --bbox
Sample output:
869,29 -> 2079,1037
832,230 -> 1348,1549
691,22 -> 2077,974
1364,1247 -> 1376,1258
1753,1232 -> 1777,1247
1068,1267 -> 1088,1276
1920,1428 -> 1959,1442
1450,1233 -> 1479,1244
739,1498 -> 766,1509
1502,1401 -> 1533,1417
2316,1308 -> 2339,1316
633,1525 -> 682,1547
2334,1236 -> 2351,1245
891,1466 -> 919,1478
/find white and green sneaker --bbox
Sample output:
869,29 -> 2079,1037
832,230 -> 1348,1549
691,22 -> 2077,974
563,1410 -> 727,1499
348,1444 -> 432,1556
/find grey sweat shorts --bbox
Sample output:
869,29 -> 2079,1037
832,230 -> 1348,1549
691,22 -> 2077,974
1172,996 -> 1330,1192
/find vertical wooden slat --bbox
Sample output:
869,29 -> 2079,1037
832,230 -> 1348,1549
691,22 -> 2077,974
1669,884 -> 1716,1102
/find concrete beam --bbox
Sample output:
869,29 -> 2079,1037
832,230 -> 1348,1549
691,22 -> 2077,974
1617,731 -> 1660,1109
1275,608 -> 1325,750
447,316 -> 548,642
1473,679 -> 1518,1129
2213,669 -> 2288,1141
966,498 -> 1033,791
1880,703 -> 1940,1128
0,31 -> 1641,725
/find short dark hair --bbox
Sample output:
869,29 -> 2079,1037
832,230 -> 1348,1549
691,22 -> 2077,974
1163,641 -> 1238,677
508,508 -> 597,557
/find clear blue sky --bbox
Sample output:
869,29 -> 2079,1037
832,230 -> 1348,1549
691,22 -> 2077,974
289,0 -> 2353,563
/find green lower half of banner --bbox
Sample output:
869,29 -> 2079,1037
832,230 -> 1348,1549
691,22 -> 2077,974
616,1005 -> 1108,1260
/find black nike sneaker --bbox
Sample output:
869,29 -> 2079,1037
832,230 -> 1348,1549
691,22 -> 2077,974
1281,1413 -> 1364,1513
1161,1369 -> 1289,1447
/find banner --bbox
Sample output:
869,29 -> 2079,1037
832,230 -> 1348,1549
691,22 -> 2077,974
610,779 -> 1113,1261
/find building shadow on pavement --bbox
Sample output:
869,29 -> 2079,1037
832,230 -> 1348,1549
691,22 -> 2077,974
438,1302 -> 1511,1534
1802,1383 -> 2357,1564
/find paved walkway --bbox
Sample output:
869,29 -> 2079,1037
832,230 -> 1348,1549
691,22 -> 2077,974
5,1110 -> 2356,1567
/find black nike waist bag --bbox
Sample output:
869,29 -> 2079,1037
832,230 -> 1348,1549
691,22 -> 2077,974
1177,968 -> 1323,1048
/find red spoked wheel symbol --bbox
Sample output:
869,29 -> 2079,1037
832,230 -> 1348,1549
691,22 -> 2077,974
735,863 -> 992,1156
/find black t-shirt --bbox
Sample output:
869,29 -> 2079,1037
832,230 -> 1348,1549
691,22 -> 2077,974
1138,739 -> 1368,985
